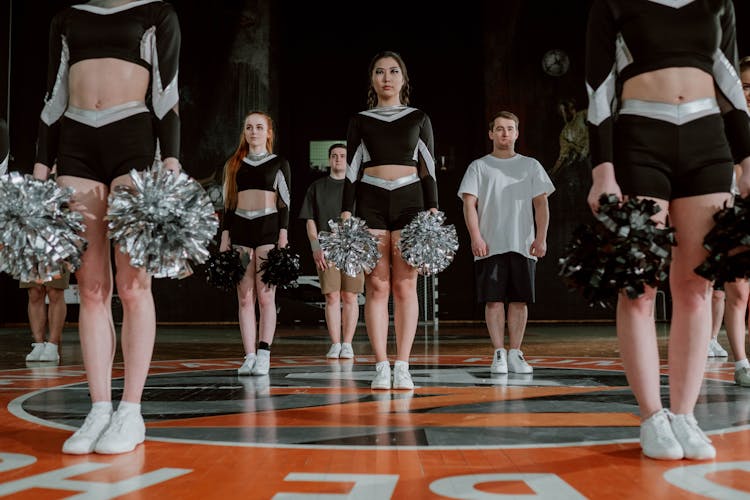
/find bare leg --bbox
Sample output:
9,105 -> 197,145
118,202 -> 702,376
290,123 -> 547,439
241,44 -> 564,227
255,244 -> 277,345
391,230 -> 418,362
668,193 -> 729,414
724,279 -> 749,362
365,230 -> 391,363
710,289 -> 725,341
341,290 -> 359,344
46,287 -> 67,345
58,176 -> 115,403
485,302 -> 505,349
507,302 -> 528,350
615,197 -> 669,418
27,286 -> 47,343
325,291 -> 342,344
236,246 -> 258,354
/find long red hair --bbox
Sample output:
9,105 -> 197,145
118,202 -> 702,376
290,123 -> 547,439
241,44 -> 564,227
223,111 -> 275,210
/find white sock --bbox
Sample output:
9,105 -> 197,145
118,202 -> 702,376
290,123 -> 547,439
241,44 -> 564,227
736,359 -> 750,370
394,360 -> 409,370
91,401 -> 113,413
117,401 -> 141,414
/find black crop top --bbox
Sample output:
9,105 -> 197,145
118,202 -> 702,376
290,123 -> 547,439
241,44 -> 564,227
225,154 -> 292,230
342,106 -> 438,212
36,0 -> 181,168
586,0 -> 750,166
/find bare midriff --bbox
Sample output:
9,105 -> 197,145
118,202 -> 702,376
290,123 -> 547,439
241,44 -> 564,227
68,58 -> 149,109
622,67 -> 715,103
237,189 -> 277,212
364,164 -> 416,180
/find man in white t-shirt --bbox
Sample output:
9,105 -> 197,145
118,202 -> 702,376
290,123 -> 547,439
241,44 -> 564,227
458,111 -> 555,375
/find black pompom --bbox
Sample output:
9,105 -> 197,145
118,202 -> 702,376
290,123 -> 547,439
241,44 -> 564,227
205,249 -> 246,291
695,195 -> 750,283
259,246 -> 301,289
558,194 -> 675,308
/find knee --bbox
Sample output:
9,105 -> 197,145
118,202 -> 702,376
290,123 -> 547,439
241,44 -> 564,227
115,269 -> 151,305
670,278 -> 710,310
392,280 -> 416,302
77,277 -> 112,304
257,289 -> 276,309
341,292 -> 358,306
27,287 -> 45,305
486,301 -> 504,312
46,288 -> 65,305
367,281 -> 390,301
325,292 -> 341,307
726,287 -> 750,309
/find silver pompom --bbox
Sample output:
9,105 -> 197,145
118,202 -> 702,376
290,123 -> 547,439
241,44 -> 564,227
319,216 -> 381,277
0,172 -> 86,282
107,163 -> 219,279
397,210 -> 458,276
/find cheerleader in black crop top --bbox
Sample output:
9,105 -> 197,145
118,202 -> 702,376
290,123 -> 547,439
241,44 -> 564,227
341,51 -> 439,391
220,111 -> 289,378
584,0 -> 750,461
32,0 -> 183,457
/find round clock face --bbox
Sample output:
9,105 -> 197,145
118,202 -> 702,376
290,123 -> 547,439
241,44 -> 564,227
542,49 -> 570,77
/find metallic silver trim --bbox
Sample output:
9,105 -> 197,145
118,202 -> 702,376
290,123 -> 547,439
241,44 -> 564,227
359,106 -> 417,122
235,207 -> 277,221
64,101 -> 149,127
619,97 -> 720,124
646,0 -> 695,8
416,140 -> 436,180
274,170 -> 290,207
586,66 -> 617,126
346,144 -> 363,183
615,33 -> 633,74
242,153 -> 277,167
41,37 -> 69,126
361,173 -> 419,191
72,0 -> 160,15
141,27 -> 179,119
713,49 -> 749,115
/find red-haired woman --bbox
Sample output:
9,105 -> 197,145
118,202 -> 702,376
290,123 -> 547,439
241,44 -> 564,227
220,111 -> 291,377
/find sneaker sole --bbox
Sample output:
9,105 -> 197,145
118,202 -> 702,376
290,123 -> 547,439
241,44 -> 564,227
95,437 -> 145,455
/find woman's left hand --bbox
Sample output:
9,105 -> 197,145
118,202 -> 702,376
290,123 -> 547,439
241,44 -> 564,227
429,207 -> 438,214
162,157 -> 181,174
738,157 -> 750,198
277,232 -> 288,249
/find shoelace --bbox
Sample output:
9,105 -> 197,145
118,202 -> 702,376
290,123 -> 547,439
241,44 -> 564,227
682,415 -> 712,444
76,410 -> 110,435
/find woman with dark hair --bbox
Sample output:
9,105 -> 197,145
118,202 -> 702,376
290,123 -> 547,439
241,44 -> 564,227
220,111 -> 291,378
585,0 -> 750,460
341,51 -> 438,390
33,0 -> 181,455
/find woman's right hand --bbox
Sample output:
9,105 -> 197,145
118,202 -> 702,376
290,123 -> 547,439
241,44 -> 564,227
587,162 -> 622,214
219,230 -> 231,252
32,162 -> 50,181
340,211 -> 352,220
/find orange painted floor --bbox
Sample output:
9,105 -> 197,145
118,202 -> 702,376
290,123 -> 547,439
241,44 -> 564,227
1,323 -> 749,499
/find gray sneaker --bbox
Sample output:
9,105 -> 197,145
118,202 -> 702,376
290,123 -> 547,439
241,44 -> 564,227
735,366 -> 750,387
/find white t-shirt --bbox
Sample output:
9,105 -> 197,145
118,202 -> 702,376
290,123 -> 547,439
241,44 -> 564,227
457,153 -> 555,260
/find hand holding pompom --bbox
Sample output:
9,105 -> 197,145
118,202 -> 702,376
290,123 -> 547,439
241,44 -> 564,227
319,216 -> 381,277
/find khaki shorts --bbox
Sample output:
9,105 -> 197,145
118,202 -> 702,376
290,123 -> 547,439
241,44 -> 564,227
318,265 -> 364,295
20,269 -> 71,290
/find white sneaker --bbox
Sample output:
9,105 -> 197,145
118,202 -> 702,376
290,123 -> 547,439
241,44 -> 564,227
670,413 -> 716,460
326,343 -> 342,358
238,354 -> 256,376
640,409 -> 683,460
491,348 -> 508,374
393,362 -> 414,390
708,338 -> 728,357
508,349 -> 533,374
94,409 -> 146,454
62,407 -> 113,455
25,342 -> 46,361
371,362 -> 391,390
339,343 -> 354,359
252,349 -> 270,375
39,343 -> 60,362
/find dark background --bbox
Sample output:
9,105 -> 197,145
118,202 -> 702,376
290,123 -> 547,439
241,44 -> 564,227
1,0 -> 748,325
